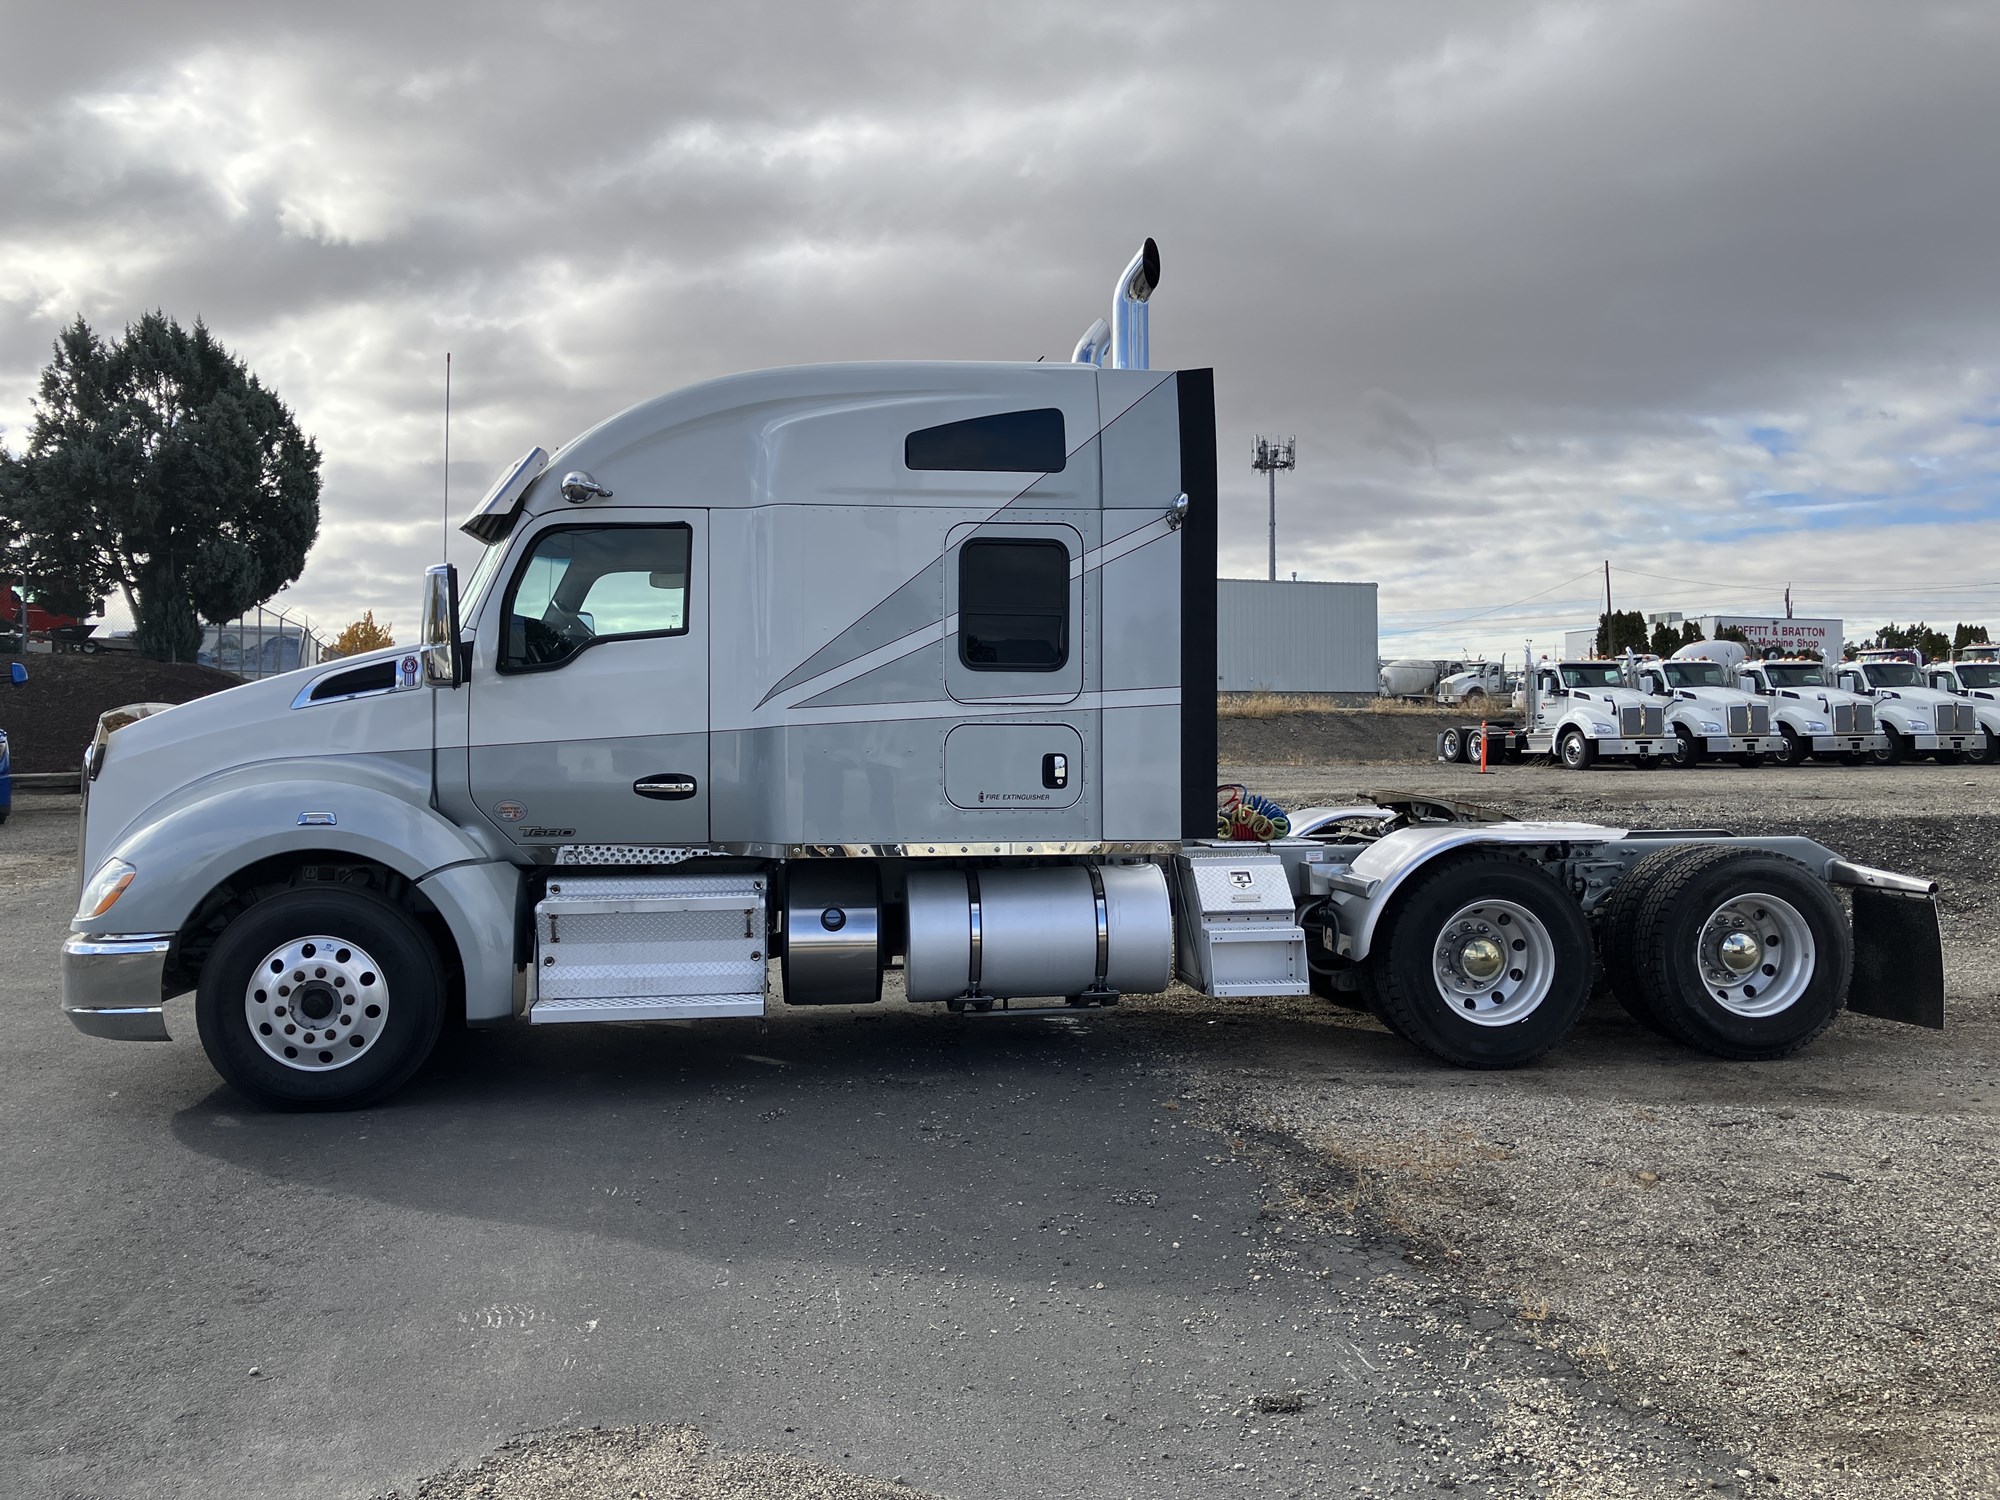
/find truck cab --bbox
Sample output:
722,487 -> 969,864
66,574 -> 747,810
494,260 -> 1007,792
1631,656 -> 1785,767
1736,659 -> 1888,764
1924,659 -> 2000,763
1834,654 -> 1982,763
1435,660 -> 1507,708
1527,659 -> 1672,770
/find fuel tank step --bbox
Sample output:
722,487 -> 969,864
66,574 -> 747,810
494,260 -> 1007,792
529,872 -> 769,1024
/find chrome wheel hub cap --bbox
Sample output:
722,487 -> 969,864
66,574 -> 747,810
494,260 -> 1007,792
244,935 -> 390,1072
1432,899 -> 1555,1027
1697,895 -> 1813,1017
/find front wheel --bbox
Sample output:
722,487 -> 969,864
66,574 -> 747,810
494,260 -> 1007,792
1966,729 -> 1998,765
1774,727 -> 1809,767
1871,728 -> 1907,765
1559,729 -> 1595,771
1629,848 -> 1851,1060
1669,726 -> 1702,769
1360,855 -> 1593,1068
195,887 -> 447,1108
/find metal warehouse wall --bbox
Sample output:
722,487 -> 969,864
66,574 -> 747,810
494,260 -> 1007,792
1216,579 -> 1379,693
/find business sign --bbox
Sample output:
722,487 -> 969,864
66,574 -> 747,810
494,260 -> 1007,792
1699,616 -> 1841,661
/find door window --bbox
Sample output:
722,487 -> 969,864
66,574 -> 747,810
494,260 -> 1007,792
499,525 -> 691,671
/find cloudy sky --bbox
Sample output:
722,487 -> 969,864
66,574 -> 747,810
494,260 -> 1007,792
4,1 -> 1999,661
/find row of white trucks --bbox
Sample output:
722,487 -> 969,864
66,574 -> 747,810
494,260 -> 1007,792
1439,644 -> 2000,769
56,243 -> 1946,1109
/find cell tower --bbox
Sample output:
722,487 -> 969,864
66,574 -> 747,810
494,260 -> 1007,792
1251,435 -> 1297,582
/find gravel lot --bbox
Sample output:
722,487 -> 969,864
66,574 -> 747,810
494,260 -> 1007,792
4,758 -> 1994,1499
1191,760 -> 2000,1498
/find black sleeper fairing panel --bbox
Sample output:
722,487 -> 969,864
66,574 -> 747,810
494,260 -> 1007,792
1176,369 -> 1218,843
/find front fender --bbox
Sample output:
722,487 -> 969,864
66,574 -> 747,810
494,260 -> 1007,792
79,759 -> 508,939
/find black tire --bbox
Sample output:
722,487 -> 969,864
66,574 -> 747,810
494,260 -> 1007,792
1360,854 -> 1593,1068
195,887 -> 447,1108
1464,728 -> 1486,766
1774,726 -> 1809,767
1871,727 -> 1907,766
1559,729 -> 1594,771
1669,725 -> 1702,769
1590,845 -> 1707,1037
1439,727 -> 1465,764
1967,728 -> 1998,765
1629,848 -> 1851,1060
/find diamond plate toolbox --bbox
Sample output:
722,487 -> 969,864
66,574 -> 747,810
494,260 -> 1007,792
534,872 -> 768,1004
1173,845 -> 1308,998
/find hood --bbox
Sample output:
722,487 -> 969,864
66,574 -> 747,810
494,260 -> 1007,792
83,645 -> 431,873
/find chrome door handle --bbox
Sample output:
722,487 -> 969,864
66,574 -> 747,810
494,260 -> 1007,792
634,775 -> 698,801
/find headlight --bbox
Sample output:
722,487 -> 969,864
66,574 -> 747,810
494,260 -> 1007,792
76,858 -> 136,922
1908,720 -> 1930,732
1590,721 -> 1618,735
1805,720 -> 1830,732
1700,721 -> 1724,734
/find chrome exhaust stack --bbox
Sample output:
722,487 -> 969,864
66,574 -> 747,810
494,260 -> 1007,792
1109,238 -> 1161,370
1070,317 -> 1110,367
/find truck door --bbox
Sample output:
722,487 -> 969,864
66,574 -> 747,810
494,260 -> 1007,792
465,513 -> 709,850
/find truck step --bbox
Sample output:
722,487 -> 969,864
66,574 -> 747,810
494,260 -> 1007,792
529,993 -> 763,1024
532,872 -> 769,1022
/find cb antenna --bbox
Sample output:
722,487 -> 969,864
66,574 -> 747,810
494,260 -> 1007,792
1251,435 -> 1296,582
442,352 -> 452,563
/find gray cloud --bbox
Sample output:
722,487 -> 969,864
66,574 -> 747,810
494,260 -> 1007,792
3,1 -> 1999,654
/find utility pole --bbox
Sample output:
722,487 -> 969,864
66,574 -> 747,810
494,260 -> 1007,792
1251,436 -> 1296,582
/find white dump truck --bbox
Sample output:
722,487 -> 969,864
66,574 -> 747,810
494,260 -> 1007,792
1835,651 -> 1983,763
1629,655 -> 1786,768
1735,658 -> 1889,765
60,243 -> 1944,1106
1924,656 -> 2000,764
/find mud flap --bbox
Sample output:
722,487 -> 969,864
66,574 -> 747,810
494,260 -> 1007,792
1847,887 -> 1945,1028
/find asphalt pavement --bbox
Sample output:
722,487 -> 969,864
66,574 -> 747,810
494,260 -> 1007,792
1,793 -> 1746,1498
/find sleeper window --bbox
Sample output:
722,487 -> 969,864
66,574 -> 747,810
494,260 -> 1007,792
500,525 -> 690,671
958,537 -> 1069,672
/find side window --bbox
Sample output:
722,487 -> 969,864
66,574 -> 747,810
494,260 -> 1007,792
958,537 -> 1069,672
906,408 -> 1067,473
499,525 -> 691,671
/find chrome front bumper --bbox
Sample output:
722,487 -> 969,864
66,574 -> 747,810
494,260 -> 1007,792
1810,734 -> 1888,754
62,933 -> 174,1041
1698,735 -> 1786,756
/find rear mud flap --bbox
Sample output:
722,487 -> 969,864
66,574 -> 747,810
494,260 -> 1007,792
1847,887 -> 1945,1029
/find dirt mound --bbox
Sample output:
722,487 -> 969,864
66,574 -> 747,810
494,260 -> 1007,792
0,654 -> 239,772
1219,707 -> 1467,765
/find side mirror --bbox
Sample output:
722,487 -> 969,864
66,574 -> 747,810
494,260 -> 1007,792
8,661 -> 24,686
421,563 -> 463,688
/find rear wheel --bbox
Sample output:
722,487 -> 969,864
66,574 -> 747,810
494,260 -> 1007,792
1591,846 -> 1704,1037
1629,848 -> 1851,1060
1464,728 -> 1486,766
1774,726 -> 1809,767
1871,727 -> 1907,765
1361,855 -> 1593,1068
195,887 -> 447,1109
1559,729 -> 1594,771
1439,726 -> 1465,764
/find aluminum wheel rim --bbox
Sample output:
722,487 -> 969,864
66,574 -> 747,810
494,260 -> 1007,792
244,935 -> 390,1071
1562,735 -> 1586,767
1695,894 -> 1814,1017
1432,899 -> 1555,1027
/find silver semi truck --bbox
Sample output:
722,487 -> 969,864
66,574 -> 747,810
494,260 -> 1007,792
60,244 -> 1945,1106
